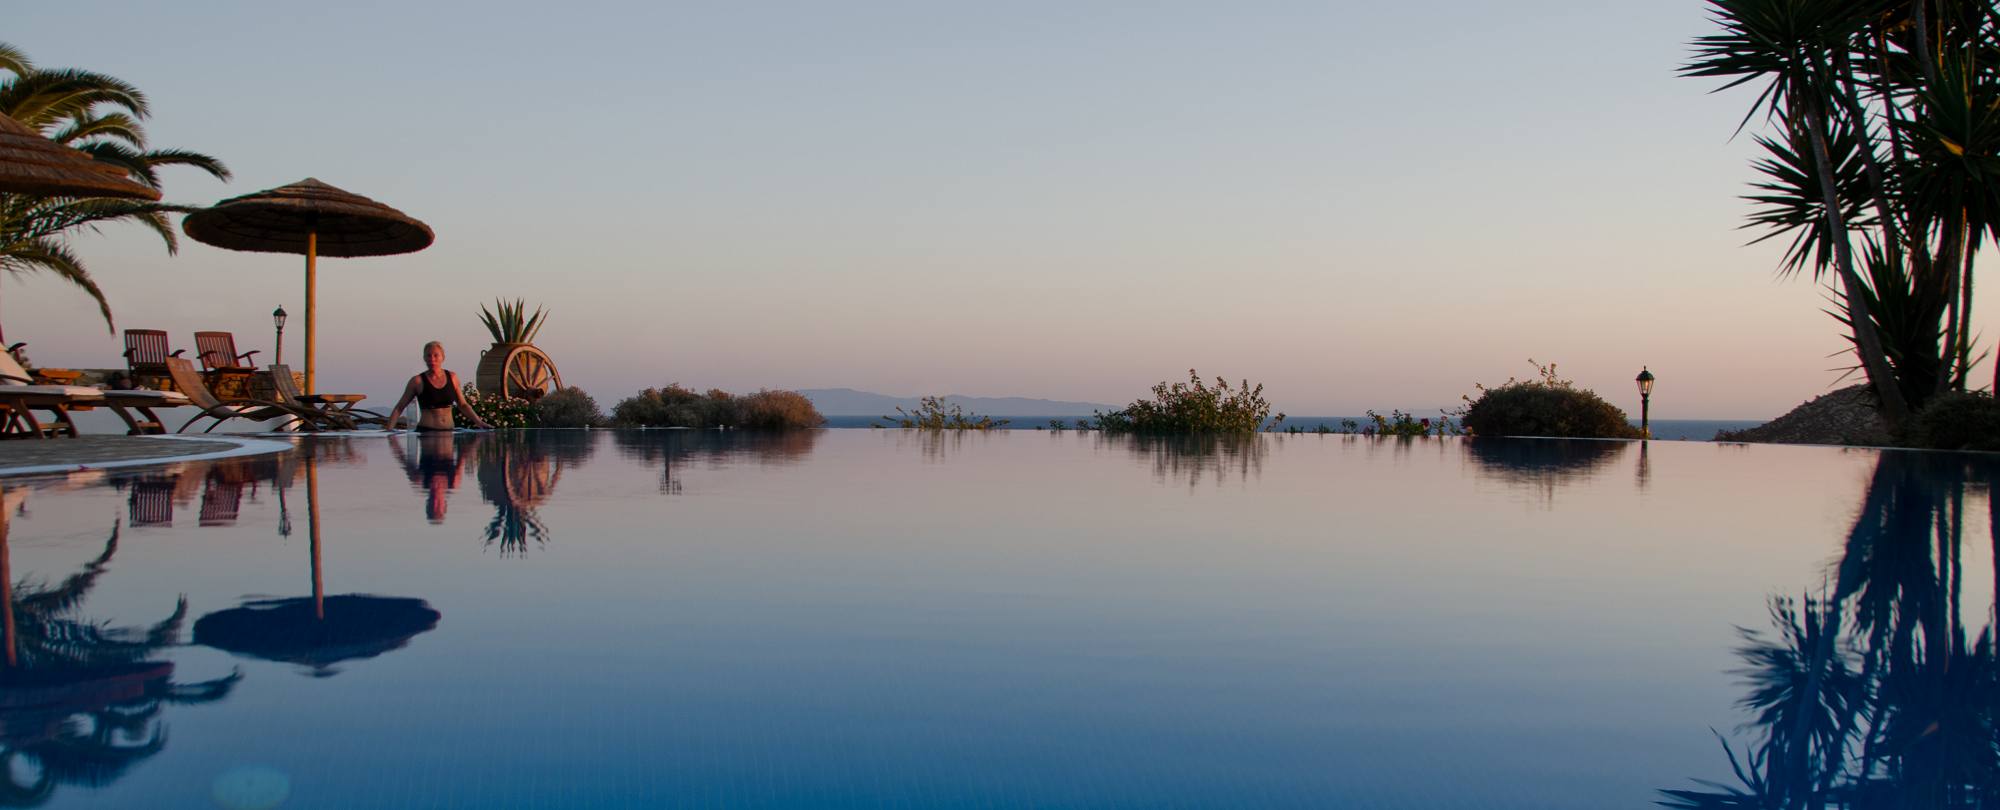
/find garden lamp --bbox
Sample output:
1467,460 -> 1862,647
273,306 -> 288,366
1635,367 -> 1655,438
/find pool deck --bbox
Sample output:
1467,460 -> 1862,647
0,435 -> 295,477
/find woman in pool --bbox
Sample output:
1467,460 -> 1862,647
385,341 -> 493,431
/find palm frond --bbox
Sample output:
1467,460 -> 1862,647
0,237 -> 113,332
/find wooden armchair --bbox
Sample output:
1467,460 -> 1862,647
194,331 -> 260,373
123,329 -> 185,379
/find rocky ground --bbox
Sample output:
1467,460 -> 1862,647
1715,385 -> 1892,446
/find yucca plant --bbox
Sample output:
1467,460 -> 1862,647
477,298 -> 548,344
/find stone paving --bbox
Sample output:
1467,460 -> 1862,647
0,435 -> 278,475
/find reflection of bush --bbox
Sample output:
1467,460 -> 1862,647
1097,432 -> 1267,487
1464,438 -> 1626,498
611,430 -> 821,492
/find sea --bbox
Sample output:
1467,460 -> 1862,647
822,415 -> 1765,441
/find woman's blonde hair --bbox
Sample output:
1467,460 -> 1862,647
422,340 -> 444,357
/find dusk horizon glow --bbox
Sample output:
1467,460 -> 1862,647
6,1 -> 1988,420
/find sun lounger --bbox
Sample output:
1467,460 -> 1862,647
166,358 -> 347,433
0,349 -> 189,436
267,363 -> 387,427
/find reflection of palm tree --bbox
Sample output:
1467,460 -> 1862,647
0,505 -> 239,807
1663,453 -> 2000,807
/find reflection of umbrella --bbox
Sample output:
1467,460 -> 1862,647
193,595 -> 439,675
192,453 -> 440,676
0,111 -> 160,200
181,178 -> 433,393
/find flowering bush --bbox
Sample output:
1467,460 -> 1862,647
462,384 -> 537,428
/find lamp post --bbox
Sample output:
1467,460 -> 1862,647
273,306 -> 288,366
1635,367 -> 1655,439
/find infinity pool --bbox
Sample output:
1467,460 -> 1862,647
0,430 -> 1990,808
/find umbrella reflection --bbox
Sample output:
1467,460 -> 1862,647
0,486 -> 238,806
1661,452 -> 2000,806
194,450 -> 440,677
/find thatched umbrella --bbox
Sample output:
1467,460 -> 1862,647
182,178 -> 433,393
0,112 -> 160,200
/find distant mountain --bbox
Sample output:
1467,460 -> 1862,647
798,388 -> 1115,417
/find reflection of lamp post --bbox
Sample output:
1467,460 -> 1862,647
272,307 -> 288,366
1635,367 -> 1655,438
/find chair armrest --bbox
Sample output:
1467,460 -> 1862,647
238,350 -> 261,363
169,349 -> 186,357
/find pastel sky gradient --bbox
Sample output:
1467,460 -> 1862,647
8,1 -> 1987,418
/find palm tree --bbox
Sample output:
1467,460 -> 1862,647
0,42 -> 229,332
1685,1 -> 2000,427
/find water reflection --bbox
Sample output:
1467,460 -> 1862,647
390,432 -> 479,522
471,432 -> 595,556
0,488 -> 238,806
193,450 -> 440,677
611,430 -> 820,493
1095,432 -> 1270,488
1662,452 -> 2000,807
1463,438 -> 1628,502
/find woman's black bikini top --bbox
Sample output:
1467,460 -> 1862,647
418,372 -> 456,409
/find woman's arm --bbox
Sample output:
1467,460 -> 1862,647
384,376 -> 421,430
448,372 -> 493,428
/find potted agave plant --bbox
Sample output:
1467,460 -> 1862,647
474,299 -> 563,401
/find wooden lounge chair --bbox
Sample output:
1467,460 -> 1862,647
166,358 -> 343,433
0,350 -> 188,436
122,329 -> 184,380
193,331 -> 260,373
267,363 -> 387,427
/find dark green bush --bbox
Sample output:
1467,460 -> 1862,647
1095,369 -> 1283,434
533,387 -> 603,428
611,384 -> 821,430
1900,390 -> 2000,451
1459,362 -> 1642,439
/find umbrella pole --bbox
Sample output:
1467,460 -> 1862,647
308,455 -> 324,621
305,231 -> 317,395
0,485 -> 14,669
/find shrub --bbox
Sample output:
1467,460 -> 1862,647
1900,390 -> 2000,451
736,389 -> 825,430
1095,369 -> 1283,434
610,384 -> 820,430
533,386 -> 603,428
1364,409 -> 1459,437
881,396 -> 1007,430
462,383 -> 537,428
1459,361 -> 1642,439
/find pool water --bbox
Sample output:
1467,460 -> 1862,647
0,430 -> 1991,808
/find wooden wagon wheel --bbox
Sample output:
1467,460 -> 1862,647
477,343 -> 562,401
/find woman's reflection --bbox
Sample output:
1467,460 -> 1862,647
390,432 -> 481,522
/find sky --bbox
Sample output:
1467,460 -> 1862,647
7,1 -> 1987,419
